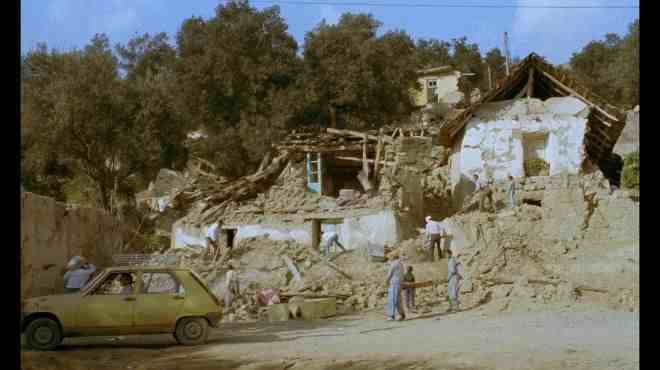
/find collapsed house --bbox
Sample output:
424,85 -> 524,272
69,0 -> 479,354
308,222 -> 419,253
166,53 -> 629,255
438,54 -> 627,208
168,125 -> 454,253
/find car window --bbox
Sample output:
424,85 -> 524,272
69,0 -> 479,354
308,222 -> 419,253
141,272 -> 183,294
92,272 -> 137,295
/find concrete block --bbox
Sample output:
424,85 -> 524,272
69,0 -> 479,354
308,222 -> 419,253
299,298 -> 337,320
267,304 -> 290,322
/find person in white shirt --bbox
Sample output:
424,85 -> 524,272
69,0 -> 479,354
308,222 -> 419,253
321,231 -> 346,256
425,216 -> 444,261
63,257 -> 96,293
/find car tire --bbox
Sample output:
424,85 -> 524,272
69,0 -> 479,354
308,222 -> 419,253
174,317 -> 209,346
25,318 -> 63,351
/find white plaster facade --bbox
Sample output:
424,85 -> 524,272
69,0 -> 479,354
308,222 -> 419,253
171,210 -> 402,250
449,97 -> 591,190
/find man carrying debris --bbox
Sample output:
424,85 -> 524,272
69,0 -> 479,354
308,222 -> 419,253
224,264 -> 240,307
425,216 -> 444,261
63,256 -> 96,293
385,250 -> 406,321
447,248 -> 463,312
473,174 -> 494,212
321,230 -> 346,256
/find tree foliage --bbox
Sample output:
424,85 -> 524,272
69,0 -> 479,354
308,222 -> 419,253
302,13 -> 418,130
21,3 -> 639,211
570,19 -> 639,108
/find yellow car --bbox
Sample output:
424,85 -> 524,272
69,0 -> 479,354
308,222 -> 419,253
21,267 -> 223,350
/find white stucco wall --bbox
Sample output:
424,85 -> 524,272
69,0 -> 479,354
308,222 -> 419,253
451,97 -> 590,188
176,210 -> 402,251
338,210 -> 400,249
235,224 -> 312,245
171,220 -> 219,249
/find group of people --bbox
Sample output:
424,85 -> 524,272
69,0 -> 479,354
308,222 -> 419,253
472,173 -> 518,213
385,247 -> 462,321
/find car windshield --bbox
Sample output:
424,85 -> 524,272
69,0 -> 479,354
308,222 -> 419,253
80,269 -> 107,294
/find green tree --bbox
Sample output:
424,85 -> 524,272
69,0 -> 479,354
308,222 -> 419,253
22,35 -> 161,210
570,19 -> 638,108
174,0 -> 301,177
302,13 -> 418,130
483,47 -> 507,90
415,38 -> 452,69
117,33 -> 190,175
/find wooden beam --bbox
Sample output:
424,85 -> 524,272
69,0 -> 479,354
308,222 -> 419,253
514,68 -> 534,100
362,134 -> 370,178
327,128 -> 394,144
336,156 -> 392,166
374,128 -> 383,178
527,68 -> 534,98
540,70 -> 620,123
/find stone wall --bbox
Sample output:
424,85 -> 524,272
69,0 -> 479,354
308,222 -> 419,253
21,192 -> 125,299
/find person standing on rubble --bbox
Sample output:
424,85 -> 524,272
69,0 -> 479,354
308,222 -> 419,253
506,175 -> 517,209
385,250 -> 406,321
63,257 -> 96,293
447,248 -> 463,312
321,230 -> 346,256
425,216 -> 443,261
224,264 -> 240,307
474,174 -> 494,212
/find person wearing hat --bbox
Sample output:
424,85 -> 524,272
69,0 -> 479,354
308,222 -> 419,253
385,250 -> 406,321
425,216 -> 444,261
447,248 -> 463,312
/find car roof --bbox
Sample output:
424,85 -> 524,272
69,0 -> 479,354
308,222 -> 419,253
103,266 -> 191,273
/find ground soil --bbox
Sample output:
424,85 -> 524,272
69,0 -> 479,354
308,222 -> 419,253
21,303 -> 638,370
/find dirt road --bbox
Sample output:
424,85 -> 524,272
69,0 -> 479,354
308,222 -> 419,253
22,303 -> 638,370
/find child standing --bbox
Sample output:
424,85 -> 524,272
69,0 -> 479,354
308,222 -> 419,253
403,266 -> 416,310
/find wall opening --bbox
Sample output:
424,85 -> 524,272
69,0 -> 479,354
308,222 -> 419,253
310,218 -> 344,252
522,198 -> 542,207
522,133 -> 550,176
322,154 -> 372,197
220,227 -> 238,249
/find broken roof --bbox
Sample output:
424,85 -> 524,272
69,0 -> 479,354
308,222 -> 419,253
417,65 -> 454,76
438,53 -> 626,163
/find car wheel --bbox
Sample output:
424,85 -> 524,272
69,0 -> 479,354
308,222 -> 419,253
25,318 -> 63,351
174,317 -> 209,346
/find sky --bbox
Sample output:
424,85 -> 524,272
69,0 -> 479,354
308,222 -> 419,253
21,0 -> 639,65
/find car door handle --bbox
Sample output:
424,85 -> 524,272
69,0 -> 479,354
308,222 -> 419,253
123,297 -> 136,301
173,295 -> 185,300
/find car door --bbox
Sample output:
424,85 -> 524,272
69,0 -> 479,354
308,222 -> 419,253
133,271 -> 186,333
75,271 -> 138,336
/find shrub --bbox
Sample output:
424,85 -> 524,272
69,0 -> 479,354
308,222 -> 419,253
621,151 -> 639,189
524,158 -> 550,177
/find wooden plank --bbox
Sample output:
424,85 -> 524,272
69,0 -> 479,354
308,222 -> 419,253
282,255 -> 303,288
540,70 -> 620,123
362,134 -> 370,178
373,129 -> 383,178
327,128 -> 394,144
401,280 -> 434,289
335,156 -> 392,166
